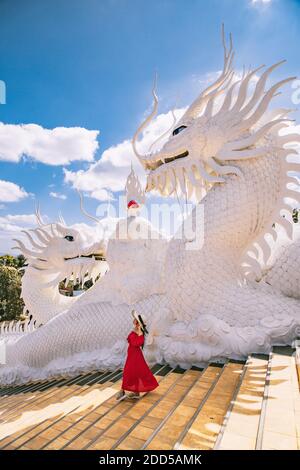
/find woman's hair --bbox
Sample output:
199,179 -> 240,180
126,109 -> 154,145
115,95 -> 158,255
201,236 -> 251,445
138,314 -> 148,349
138,314 -> 148,335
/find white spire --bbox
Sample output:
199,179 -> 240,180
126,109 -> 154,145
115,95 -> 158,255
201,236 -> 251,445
125,164 -> 146,207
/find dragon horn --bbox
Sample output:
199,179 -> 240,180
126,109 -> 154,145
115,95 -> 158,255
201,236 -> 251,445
132,72 -> 159,161
35,201 -> 46,226
180,23 -> 234,121
77,190 -> 101,224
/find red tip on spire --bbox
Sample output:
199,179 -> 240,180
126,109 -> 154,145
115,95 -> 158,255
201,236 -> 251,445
127,200 -> 139,209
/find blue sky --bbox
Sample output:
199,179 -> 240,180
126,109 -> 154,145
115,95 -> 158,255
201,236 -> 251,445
0,0 -> 300,252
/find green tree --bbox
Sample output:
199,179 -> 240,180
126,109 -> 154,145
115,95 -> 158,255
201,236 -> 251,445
0,254 -> 26,269
292,208 -> 299,224
0,266 -> 24,321
0,254 -> 18,268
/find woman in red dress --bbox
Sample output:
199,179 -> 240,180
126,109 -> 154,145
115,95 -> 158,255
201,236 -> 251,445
116,310 -> 159,401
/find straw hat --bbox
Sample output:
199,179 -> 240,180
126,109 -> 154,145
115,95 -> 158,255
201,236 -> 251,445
131,309 -> 148,334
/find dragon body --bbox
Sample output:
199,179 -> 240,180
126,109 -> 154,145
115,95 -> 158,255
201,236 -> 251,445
1,28 -> 300,384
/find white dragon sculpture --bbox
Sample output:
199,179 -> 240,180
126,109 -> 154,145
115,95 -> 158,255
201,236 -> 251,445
16,209 -> 109,326
0,27 -> 300,384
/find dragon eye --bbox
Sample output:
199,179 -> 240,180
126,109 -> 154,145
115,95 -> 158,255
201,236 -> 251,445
172,125 -> 187,136
64,235 -> 74,242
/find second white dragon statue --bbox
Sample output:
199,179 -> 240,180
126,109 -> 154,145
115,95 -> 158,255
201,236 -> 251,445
0,27 -> 300,384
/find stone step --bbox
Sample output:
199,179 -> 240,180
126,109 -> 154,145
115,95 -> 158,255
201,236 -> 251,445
0,370 -> 121,449
214,354 -> 269,450
257,346 -> 300,450
138,365 -> 222,450
0,372 -> 104,421
294,340 -> 300,391
60,366 -> 182,450
0,349 -> 298,450
90,367 -> 203,450
175,361 -> 245,450
0,376 -> 75,407
0,378 -> 55,400
0,370 -> 113,425
17,365 -> 170,450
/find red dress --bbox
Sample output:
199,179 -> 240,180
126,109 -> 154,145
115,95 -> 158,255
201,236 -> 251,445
122,331 -> 159,393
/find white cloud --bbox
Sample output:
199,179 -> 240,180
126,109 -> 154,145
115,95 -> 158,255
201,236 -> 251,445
64,108 -> 186,200
0,213 -> 38,235
251,0 -> 272,4
0,180 -> 29,202
0,123 -> 99,165
0,214 -> 37,226
50,191 -> 67,200
89,189 -> 115,202
0,213 -> 38,254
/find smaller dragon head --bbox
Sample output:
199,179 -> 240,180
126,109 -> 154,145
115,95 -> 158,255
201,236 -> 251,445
12,208 -> 107,288
132,25 -> 296,201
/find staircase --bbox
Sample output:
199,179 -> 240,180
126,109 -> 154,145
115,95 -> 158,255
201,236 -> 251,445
0,346 -> 299,450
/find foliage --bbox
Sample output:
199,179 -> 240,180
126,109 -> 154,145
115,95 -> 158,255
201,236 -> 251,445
0,265 -> 24,321
292,208 -> 299,224
0,254 -> 26,269
59,276 -> 98,296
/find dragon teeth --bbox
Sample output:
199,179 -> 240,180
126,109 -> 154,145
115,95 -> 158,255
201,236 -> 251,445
161,173 -> 168,195
151,175 -> 158,189
162,172 -> 169,194
146,175 -> 154,191
169,170 -> 177,194
187,180 -> 194,199
177,167 -> 187,194
157,173 -> 165,193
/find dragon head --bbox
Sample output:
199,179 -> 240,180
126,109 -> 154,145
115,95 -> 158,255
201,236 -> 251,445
132,25 -> 296,202
12,211 -> 107,288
